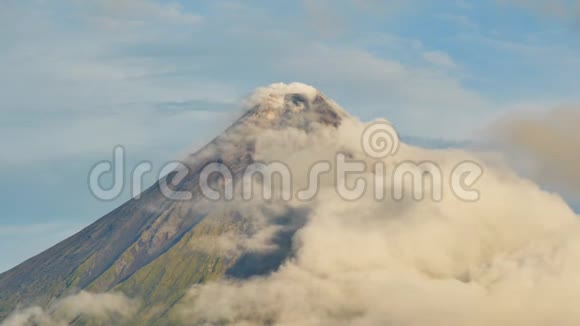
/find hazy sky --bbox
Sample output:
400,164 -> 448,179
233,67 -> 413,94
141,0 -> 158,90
1,0 -> 579,272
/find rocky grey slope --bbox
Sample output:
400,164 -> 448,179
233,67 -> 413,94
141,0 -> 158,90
0,85 -> 346,324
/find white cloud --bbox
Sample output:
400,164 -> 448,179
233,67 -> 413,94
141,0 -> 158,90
172,84 -> 580,326
2,291 -> 138,326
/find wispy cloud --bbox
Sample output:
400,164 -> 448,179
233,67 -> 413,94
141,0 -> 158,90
498,0 -> 580,22
86,0 -> 202,29
0,108 -> 229,165
3,291 -> 138,325
437,13 -> 480,30
422,50 -> 459,68
491,106 -> 580,197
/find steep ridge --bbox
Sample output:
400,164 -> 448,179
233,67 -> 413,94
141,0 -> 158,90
0,83 -> 347,322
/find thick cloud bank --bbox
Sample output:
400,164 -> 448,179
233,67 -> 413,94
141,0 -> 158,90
176,83 -> 580,325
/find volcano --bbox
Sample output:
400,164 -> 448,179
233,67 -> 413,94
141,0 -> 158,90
0,83 -> 350,324
3,83 -> 580,326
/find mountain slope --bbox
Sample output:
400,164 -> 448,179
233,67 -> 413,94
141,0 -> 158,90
0,83 -> 346,323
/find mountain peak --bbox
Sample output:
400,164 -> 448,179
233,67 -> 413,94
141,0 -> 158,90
0,83 -> 348,323
240,82 -> 348,129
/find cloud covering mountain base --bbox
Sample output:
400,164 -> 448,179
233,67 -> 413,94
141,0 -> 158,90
4,83 -> 580,326
171,83 -> 580,325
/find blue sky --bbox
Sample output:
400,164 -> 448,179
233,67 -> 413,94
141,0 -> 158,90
1,0 -> 580,272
